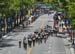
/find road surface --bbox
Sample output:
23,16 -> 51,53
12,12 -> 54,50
0,12 -> 72,54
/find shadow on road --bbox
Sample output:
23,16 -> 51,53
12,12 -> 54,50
7,32 -> 19,36
12,26 -> 33,32
0,43 -> 15,48
0,39 -> 18,43
0,48 -> 2,50
56,35 -> 67,38
0,39 -> 17,49
51,33 -> 67,39
26,26 -> 33,28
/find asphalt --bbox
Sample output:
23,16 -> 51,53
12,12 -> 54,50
0,12 -> 72,54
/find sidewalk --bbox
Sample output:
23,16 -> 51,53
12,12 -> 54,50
63,36 -> 75,54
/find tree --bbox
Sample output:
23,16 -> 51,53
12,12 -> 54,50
58,0 -> 75,29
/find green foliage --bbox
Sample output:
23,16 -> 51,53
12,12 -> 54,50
62,0 -> 75,28
0,0 -> 37,17
0,0 -> 9,15
46,0 -> 75,28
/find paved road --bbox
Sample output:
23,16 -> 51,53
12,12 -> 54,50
0,12 -> 72,54
31,35 -> 72,54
